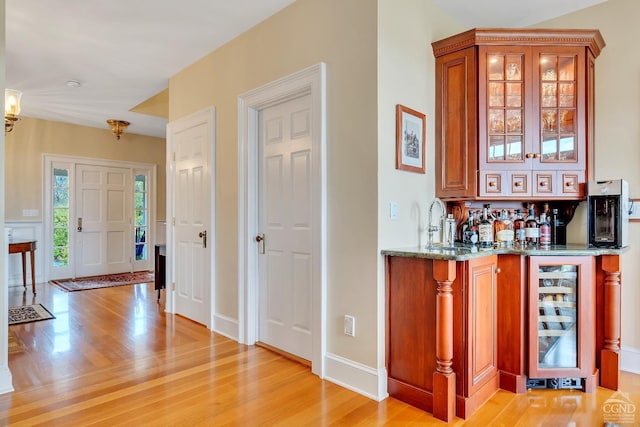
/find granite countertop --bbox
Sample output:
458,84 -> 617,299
381,243 -> 629,261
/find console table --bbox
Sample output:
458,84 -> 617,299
8,239 -> 37,294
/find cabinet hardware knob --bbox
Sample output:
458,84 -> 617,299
515,181 -> 522,187
540,182 -> 548,187
534,153 -> 541,158
525,153 -> 533,159
495,267 -> 501,274
565,181 -> 573,187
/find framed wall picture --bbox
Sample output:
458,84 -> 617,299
395,104 -> 426,173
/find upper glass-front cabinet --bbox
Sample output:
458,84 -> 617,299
487,53 -> 525,162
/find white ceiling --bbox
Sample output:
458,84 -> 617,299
6,0 -> 606,139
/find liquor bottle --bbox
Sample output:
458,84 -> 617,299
513,209 -> 526,247
494,209 -> 514,247
539,212 -> 551,248
550,208 -> 566,246
462,214 -> 478,245
525,207 -> 539,247
478,206 -> 493,248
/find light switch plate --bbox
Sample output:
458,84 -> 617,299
389,201 -> 398,220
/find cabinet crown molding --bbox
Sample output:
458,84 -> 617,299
432,28 -> 605,58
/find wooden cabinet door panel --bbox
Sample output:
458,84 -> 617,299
466,255 -> 498,395
436,47 -> 477,199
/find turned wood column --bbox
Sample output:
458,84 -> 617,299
599,255 -> 621,390
432,260 -> 456,422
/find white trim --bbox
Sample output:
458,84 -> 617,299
621,345 -> 640,374
324,352 -> 388,401
0,366 -> 13,395
165,107 -> 216,327
238,63 -> 327,377
42,154 -> 156,281
214,314 -> 239,341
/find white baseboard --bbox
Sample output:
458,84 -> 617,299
213,313 -> 239,341
621,345 -> 640,374
0,365 -> 14,395
323,352 -> 388,401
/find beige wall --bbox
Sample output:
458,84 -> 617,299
5,117 -> 166,221
170,0 -> 379,366
532,0 -> 640,353
376,0 -> 462,364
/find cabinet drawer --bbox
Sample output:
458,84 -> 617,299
533,171 -> 555,196
559,171 -> 584,196
509,172 -> 530,196
479,171 -> 504,197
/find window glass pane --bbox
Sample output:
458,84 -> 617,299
135,175 -> 146,192
135,192 -> 146,209
54,208 -> 69,227
505,56 -> 522,81
135,210 -> 147,227
54,189 -> 69,207
489,110 -> 505,133
559,110 -> 575,133
542,110 -> 557,132
488,55 -> 504,80
541,56 -> 557,81
506,110 -> 522,134
559,136 -> 576,161
135,244 -> 147,261
53,247 -> 69,267
505,83 -> 521,107
54,169 -> 69,187
54,228 -> 68,245
488,135 -> 505,161
506,136 -> 523,160
542,137 -> 558,161
135,226 -> 147,243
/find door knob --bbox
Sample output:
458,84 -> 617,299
199,230 -> 207,248
77,217 -> 83,232
256,233 -> 265,254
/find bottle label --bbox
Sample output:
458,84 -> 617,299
515,229 -> 526,241
478,224 -> 492,243
525,227 -> 539,238
540,226 -> 551,245
496,230 -> 514,242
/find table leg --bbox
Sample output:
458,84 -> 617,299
30,249 -> 36,294
21,252 -> 27,290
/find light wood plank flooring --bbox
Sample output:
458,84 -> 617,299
1,281 -> 638,426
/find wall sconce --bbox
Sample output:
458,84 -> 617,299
5,89 -> 22,133
107,119 -> 130,140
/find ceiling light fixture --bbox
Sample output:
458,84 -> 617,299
5,89 -> 22,133
106,119 -> 130,140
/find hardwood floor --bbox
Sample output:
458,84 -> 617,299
2,281 -> 638,426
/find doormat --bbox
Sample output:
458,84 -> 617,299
8,304 -> 55,325
50,271 -> 154,292
8,329 -> 24,354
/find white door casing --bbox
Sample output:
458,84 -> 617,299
238,63 -> 326,377
258,94 -> 313,360
75,164 -> 132,277
166,108 -> 215,327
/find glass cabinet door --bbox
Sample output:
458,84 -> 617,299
538,53 -> 578,163
536,264 -> 578,369
528,256 -> 594,380
486,53 -> 525,163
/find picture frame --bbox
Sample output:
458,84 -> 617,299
395,104 -> 426,173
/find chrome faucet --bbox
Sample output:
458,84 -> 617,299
427,197 -> 446,247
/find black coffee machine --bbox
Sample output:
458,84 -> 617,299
587,179 -> 629,248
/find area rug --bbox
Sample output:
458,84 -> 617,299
8,330 -> 24,354
50,271 -> 154,292
8,304 -> 55,325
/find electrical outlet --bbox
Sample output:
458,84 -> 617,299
344,315 -> 355,337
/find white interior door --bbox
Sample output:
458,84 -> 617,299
170,111 -> 214,327
258,94 -> 313,360
75,164 -> 132,277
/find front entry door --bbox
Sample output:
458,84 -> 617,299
258,94 -> 313,360
170,111 -> 213,327
75,164 -> 132,277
